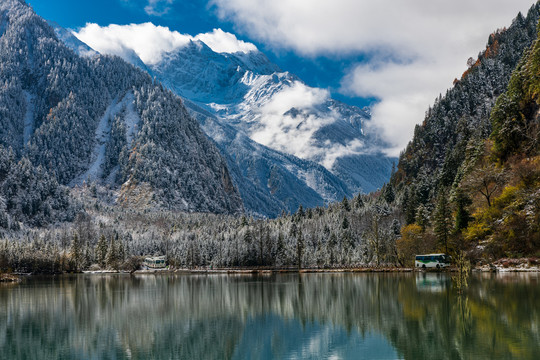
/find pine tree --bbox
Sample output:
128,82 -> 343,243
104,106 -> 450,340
415,204 -> 429,231
296,227 -> 304,270
383,184 -> 395,204
82,241 -> 91,270
117,237 -> 125,264
276,231 -> 285,265
328,232 -> 337,267
454,189 -> 472,233
105,233 -> 118,270
341,197 -> 351,212
95,234 -> 108,267
240,216 -> 248,227
257,224 -> 264,266
243,229 -> 252,244
69,232 -> 82,272
434,193 -> 451,253
368,217 -> 382,267
296,205 -> 305,219
392,219 -> 401,237
341,217 -> 349,230
341,229 -> 354,266
403,188 -> 417,225
289,222 -> 298,238
263,229 -> 270,266
355,194 -> 364,209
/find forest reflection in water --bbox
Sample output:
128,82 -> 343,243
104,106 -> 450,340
0,272 -> 538,359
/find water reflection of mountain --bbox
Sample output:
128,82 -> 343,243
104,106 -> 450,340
0,273 -> 538,359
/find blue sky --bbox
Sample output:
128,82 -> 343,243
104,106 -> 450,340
29,0 -> 372,108
28,0 -> 536,155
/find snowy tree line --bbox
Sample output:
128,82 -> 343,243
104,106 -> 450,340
0,184 -> 404,273
0,145 -> 77,229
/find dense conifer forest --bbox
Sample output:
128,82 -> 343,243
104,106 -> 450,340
390,4 -> 540,263
0,1 -> 539,273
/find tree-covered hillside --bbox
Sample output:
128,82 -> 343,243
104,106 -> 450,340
390,3 -> 540,261
393,4 -> 539,206
0,0 -> 243,221
2,1 -> 539,272
0,145 -> 76,229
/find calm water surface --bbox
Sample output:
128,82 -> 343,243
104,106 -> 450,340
0,272 -> 538,359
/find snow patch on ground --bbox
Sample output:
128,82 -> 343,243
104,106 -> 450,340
23,91 -> 35,146
72,96 -> 121,185
122,92 -> 140,146
282,164 -> 335,203
72,92 -> 140,186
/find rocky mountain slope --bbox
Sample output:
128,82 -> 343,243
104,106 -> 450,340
188,100 -> 351,216
142,40 -> 396,195
0,0 -> 243,224
66,24 -> 395,216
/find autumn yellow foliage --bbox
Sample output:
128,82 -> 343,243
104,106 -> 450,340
397,224 -> 437,266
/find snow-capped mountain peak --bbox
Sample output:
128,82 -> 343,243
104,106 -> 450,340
68,22 -> 395,215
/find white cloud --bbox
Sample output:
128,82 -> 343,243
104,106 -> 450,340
319,139 -> 366,169
250,81 -> 367,168
194,29 -> 257,54
144,0 -> 174,17
74,23 -> 257,64
341,60 -> 458,156
75,23 -> 190,64
212,0 -> 536,155
251,82 -> 332,159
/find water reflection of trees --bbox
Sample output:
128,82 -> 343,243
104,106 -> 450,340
0,273 -> 538,359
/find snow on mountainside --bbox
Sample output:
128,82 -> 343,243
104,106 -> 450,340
70,92 -> 141,186
149,44 -> 363,215
70,22 -> 396,215
48,20 -> 97,57
141,39 -> 395,193
186,98 -> 350,217
152,40 -> 281,103
148,41 -> 373,164
76,27 -> 394,187
0,0 -> 243,215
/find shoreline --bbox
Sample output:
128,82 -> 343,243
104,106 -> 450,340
87,265 -> 540,275
3,265 -> 539,279
0,273 -> 22,283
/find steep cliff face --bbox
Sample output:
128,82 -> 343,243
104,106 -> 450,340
0,0 -> 243,216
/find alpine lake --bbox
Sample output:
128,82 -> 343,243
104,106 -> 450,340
0,272 -> 538,359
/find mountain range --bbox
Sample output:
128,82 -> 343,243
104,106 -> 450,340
1,0 -> 538,265
62,22 -> 395,216
0,0 -> 243,227
0,0 -> 394,223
